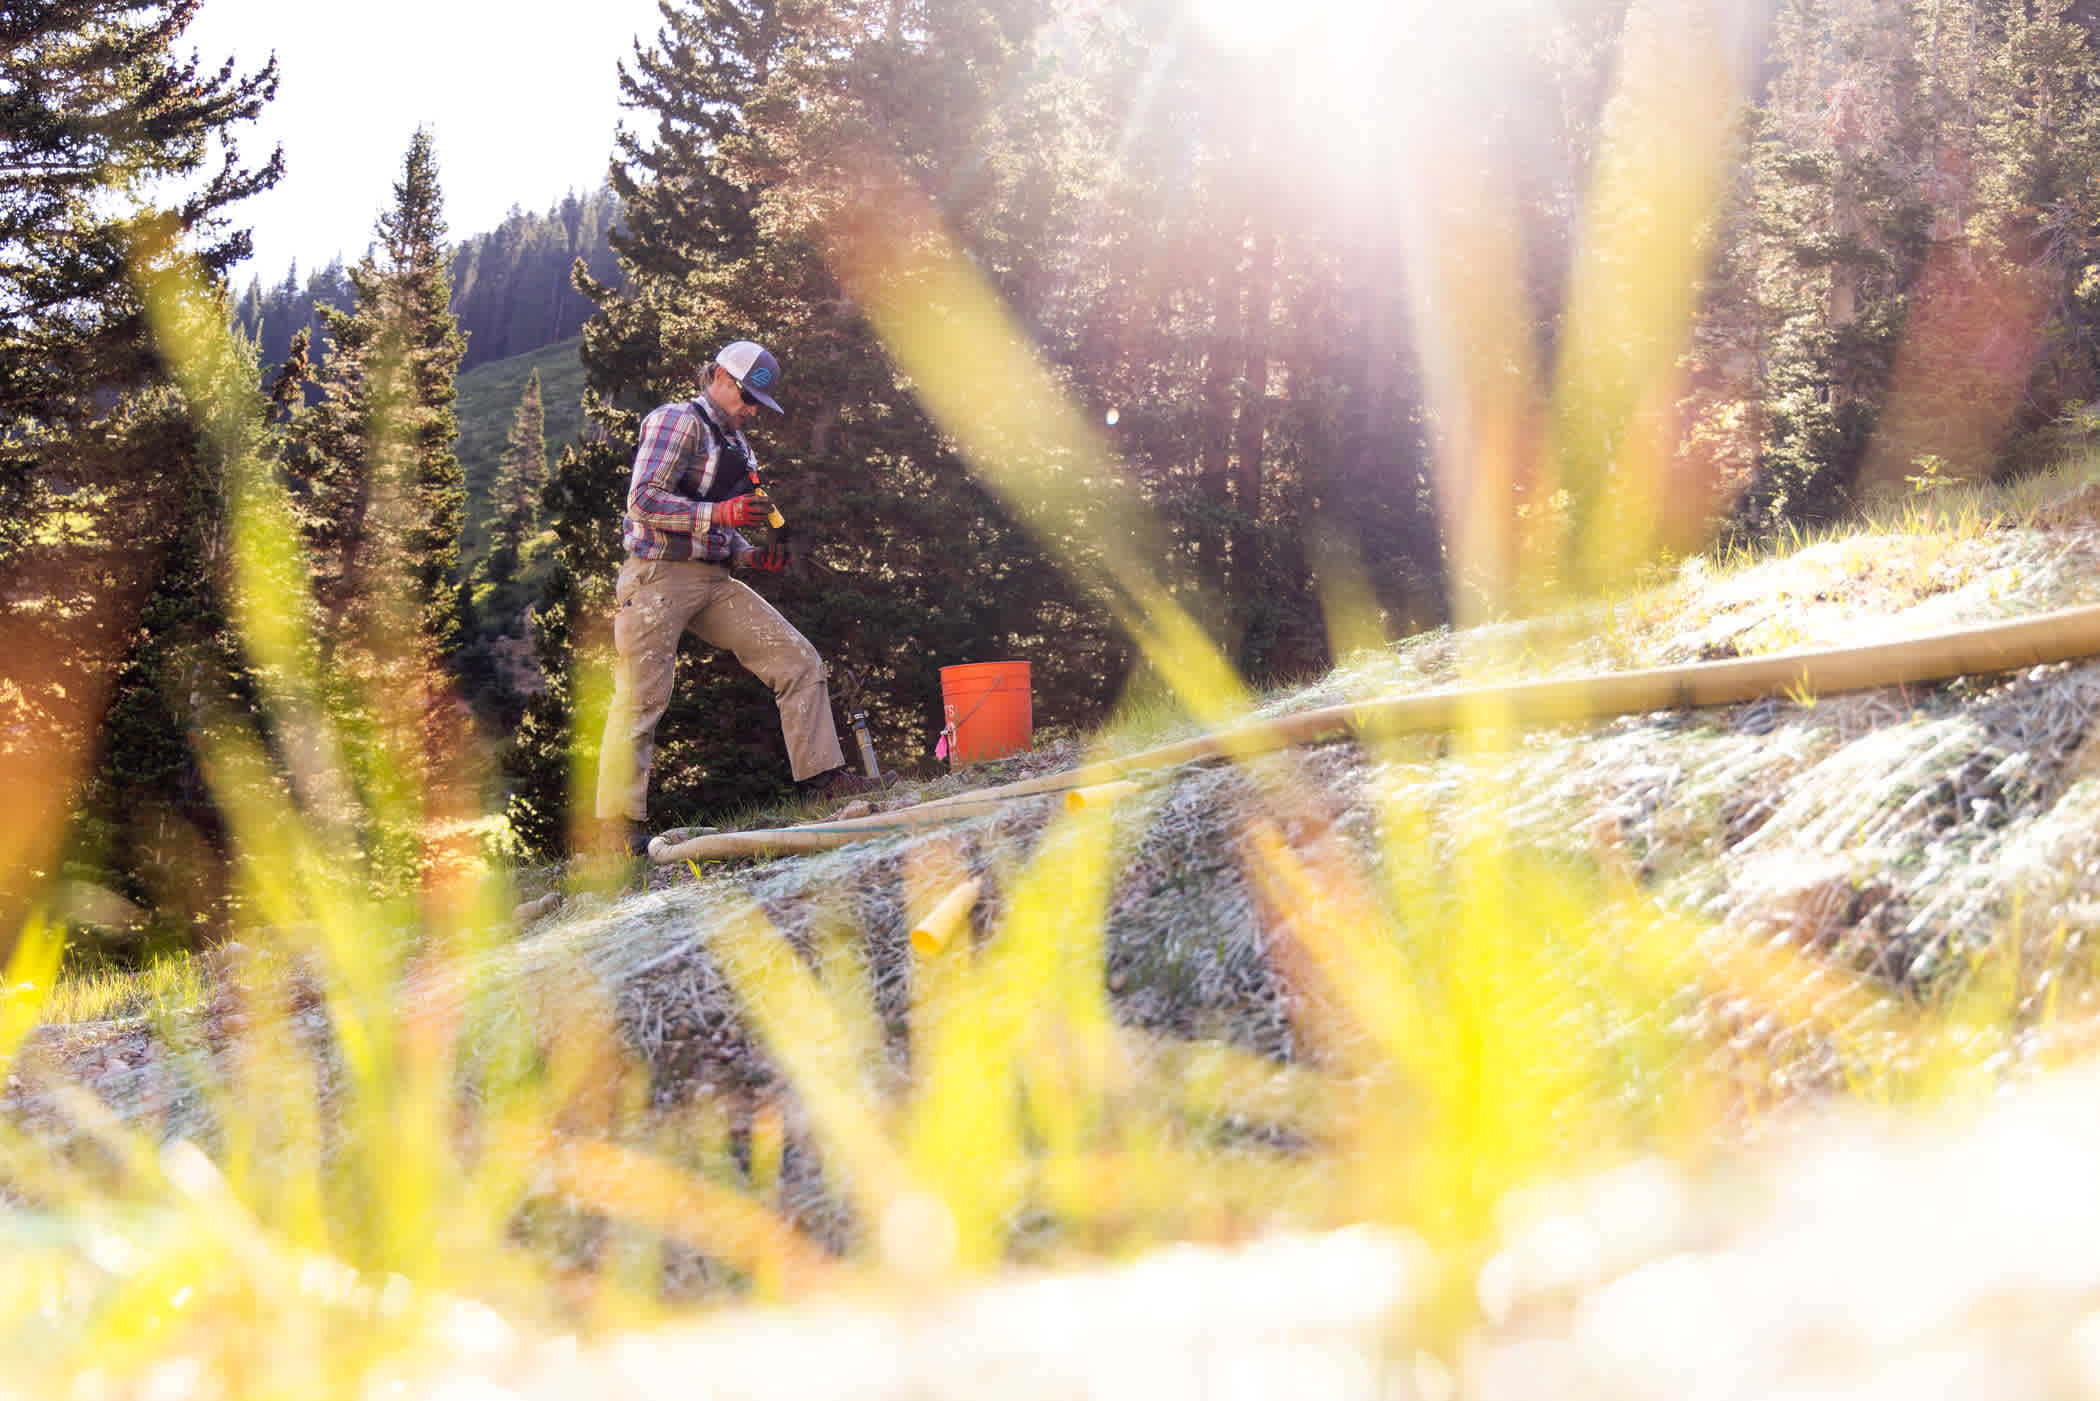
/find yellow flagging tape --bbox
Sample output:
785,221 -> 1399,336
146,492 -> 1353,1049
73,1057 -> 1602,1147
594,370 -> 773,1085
910,877 -> 984,956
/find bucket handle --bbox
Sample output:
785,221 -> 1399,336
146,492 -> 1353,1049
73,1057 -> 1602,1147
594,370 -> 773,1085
940,671 -> 1019,755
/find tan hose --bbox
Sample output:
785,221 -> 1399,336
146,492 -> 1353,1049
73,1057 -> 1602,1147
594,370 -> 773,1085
653,600 -> 2100,866
654,792 -> 1039,862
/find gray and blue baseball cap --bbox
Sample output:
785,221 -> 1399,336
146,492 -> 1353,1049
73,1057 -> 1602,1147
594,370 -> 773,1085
716,340 -> 783,413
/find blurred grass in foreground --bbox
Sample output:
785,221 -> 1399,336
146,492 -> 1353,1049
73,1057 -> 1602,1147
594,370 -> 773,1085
8,21 -> 2098,1392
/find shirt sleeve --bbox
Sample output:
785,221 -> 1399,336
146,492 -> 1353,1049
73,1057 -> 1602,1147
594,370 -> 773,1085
626,404 -> 713,537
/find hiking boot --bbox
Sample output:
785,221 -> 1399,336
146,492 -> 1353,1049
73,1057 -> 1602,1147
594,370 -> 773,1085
597,817 -> 651,859
650,825 -> 720,849
644,826 -> 719,861
802,766 -> 897,800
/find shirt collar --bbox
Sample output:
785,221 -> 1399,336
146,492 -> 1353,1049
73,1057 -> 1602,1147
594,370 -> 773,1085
692,392 -> 738,439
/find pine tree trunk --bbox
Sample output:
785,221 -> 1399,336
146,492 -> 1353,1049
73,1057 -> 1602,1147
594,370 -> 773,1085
1228,222 -> 1276,620
1830,182 -> 1861,337
1198,238 -> 1242,592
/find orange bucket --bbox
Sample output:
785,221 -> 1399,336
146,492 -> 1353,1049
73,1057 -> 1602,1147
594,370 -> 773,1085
940,661 -> 1032,766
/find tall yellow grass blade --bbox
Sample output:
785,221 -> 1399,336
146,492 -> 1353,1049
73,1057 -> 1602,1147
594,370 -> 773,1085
706,903 -> 916,1225
544,1136 -> 840,1295
0,908 -> 63,1077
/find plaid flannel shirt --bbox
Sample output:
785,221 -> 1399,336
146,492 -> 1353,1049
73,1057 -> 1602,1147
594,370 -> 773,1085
620,397 -> 755,563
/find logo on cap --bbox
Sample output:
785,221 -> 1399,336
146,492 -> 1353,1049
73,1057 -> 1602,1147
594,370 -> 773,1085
749,365 -> 775,387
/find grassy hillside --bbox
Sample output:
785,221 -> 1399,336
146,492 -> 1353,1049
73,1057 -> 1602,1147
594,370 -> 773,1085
453,335 -> 590,558
20,460 -> 2100,1394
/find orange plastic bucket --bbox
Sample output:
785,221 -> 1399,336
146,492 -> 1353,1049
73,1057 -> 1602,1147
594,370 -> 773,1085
940,661 -> 1032,766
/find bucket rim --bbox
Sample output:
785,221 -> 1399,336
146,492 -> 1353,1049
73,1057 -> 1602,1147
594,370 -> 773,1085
939,660 -> 1031,680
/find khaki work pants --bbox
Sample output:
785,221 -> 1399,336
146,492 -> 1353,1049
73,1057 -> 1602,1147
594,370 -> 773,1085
596,556 -> 845,823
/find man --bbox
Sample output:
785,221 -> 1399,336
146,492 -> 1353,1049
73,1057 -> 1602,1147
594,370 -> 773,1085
596,339 -> 885,856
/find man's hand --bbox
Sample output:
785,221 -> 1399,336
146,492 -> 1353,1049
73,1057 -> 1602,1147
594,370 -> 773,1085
713,493 -> 771,529
739,544 -> 791,572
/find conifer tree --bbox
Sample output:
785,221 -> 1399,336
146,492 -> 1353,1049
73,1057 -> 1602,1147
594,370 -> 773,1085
1048,0 -> 1452,661
0,0 -> 279,941
234,258 -> 357,385
1699,0 -> 2100,531
0,0 -> 279,684
606,0 -> 770,281
458,369 -> 551,736
1723,0 -> 1934,528
294,127 -> 468,661
268,327 -> 314,422
505,436 -> 627,859
72,322 -> 273,949
284,128 -> 468,891
0,0 -> 280,440
486,370 -> 549,577
1965,0 -> 2100,463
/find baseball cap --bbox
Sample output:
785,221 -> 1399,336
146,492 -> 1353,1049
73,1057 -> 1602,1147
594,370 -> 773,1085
715,340 -> 783,413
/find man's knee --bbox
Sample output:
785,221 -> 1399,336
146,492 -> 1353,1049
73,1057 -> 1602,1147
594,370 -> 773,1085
750,629 -> 825,697
780,635 -> 826,692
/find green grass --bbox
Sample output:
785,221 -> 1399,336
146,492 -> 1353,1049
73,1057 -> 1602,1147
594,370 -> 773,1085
37,953 -> 206,1027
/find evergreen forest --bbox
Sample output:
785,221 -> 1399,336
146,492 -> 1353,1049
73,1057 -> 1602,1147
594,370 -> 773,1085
9,0 -> 2100,956
233,188 -> 626,378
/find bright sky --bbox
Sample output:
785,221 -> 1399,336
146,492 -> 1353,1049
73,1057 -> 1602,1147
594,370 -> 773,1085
186,0 -> 670,287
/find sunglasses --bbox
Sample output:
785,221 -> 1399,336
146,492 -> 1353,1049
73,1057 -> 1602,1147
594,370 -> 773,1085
736,384 -> 761,408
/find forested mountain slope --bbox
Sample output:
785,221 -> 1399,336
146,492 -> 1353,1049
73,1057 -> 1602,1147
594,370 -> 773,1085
233,187 -> 624,381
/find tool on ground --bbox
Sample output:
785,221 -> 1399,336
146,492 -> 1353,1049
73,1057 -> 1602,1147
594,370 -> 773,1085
851,709 -> 884,780
835,667 -> 889,782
